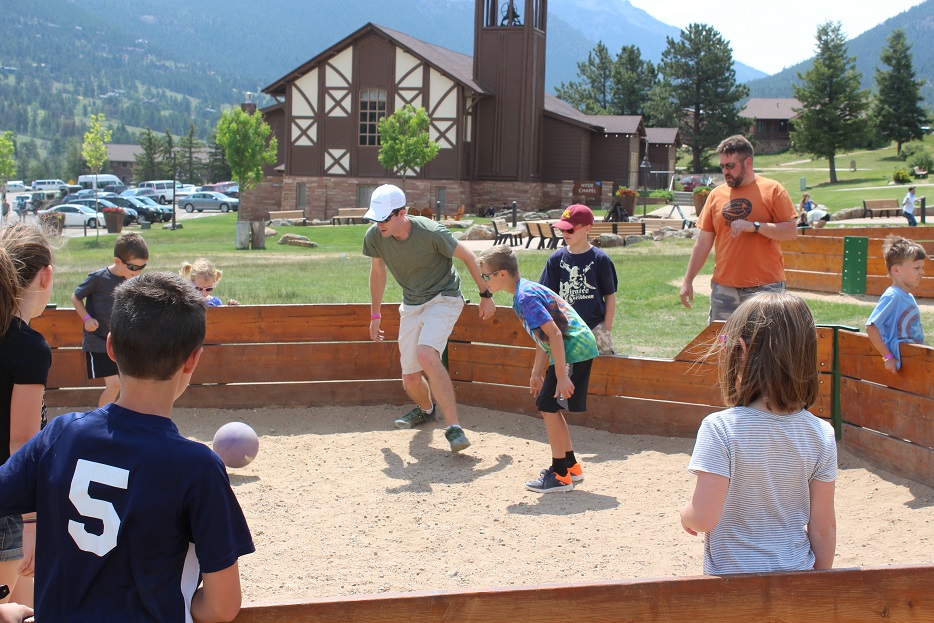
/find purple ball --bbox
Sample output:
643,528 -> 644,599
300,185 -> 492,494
212,422 -> 259,468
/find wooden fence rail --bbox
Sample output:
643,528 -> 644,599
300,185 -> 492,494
230,565 -> 934,623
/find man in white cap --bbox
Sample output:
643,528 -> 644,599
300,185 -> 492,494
362,184 -> 495,452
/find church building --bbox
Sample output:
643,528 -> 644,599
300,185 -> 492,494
243,0 -> 678,221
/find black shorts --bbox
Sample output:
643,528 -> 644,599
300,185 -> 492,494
536,359 -> 593,413
85,351 -> 118,379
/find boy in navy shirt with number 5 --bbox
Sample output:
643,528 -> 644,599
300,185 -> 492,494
0,272 -> 254,622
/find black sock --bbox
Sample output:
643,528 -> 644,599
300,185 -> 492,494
552,458 -> 568,476
565,451 -> 576,467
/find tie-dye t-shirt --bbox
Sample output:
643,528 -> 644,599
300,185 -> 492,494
513,278 -> 598,364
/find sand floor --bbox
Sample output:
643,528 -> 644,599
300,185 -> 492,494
123,404 -> 934,603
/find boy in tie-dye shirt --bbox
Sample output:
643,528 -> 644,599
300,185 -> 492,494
477,245 -> 598,493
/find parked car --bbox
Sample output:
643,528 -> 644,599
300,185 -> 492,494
103,183 -> 129,194
179,191 -> 239,213
133,195 -> 174,222
679,175 -> 713,192
121,187 -> 159,200
4,181 -> 25,194
72,198 -> 138,226
224,185 -> 239,199
37,204 -> 103,228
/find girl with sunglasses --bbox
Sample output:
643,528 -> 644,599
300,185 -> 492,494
180,258 -> 240,307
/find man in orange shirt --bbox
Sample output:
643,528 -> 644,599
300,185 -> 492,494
680,135 -> 798,321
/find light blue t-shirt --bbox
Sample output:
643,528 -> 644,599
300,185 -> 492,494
867,285 -> 924,369
512,278 -> 598,365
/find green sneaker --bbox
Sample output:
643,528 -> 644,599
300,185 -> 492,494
445,425 -> 471,453
394,404 -> 436,429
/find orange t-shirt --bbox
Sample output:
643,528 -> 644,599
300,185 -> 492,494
697,176 -> 797,288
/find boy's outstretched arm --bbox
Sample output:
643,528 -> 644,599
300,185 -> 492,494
808,479 -> 836,569
191,562 -> 242,623
680,471 -> 729,535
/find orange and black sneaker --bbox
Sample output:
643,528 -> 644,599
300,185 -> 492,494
525,467 -> 573,493
567,462 -> 584,483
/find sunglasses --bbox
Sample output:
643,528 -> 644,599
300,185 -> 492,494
480,271 -> 501,282
562,227 -> 576,234
193,286 -> 215,292
124,261 -> 147,272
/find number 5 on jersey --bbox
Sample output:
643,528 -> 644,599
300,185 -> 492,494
68,459 -> 129,556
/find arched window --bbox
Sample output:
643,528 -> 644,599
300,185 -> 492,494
359,89 -> 387,146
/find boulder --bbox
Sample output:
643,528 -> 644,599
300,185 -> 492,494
591,233 -> 625,248
625,234 -> 652,246
277,233 -> 318,248
831,207 -> 865,221
461,224 -> 496,240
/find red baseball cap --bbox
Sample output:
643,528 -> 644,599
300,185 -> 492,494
552,204 -> 594,230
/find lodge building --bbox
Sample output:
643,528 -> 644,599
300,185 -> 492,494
242,0 -> 680,221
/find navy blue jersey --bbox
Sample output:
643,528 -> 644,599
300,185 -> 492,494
73,267 -> 126,352
0,404 -> 254,622
539,246 -> 618,329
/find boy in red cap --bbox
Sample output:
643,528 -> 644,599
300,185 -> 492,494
540,204 -> 618,355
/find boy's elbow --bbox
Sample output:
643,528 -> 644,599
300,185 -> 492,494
216,598 -> 242,622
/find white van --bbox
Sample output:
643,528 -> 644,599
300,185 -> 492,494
138,180 -> 181,204
31,179 -> 67,191
4,181 -> 25,194
78,174 -> 122,190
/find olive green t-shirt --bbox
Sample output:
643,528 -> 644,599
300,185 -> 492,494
362,216 -> 462,305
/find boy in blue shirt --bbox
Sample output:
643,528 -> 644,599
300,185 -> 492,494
0,272 -> 254,622
478,245 -> 598,493
867,235 -> 926,372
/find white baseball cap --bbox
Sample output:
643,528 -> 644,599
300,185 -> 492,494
364,184 -> 407,222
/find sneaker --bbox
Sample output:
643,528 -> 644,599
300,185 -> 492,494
445,425 -> 471,452
394,404 -> 436,429
567,462 -> 584,483
525,467 -> 574,493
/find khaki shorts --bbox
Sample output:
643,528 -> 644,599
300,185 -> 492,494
398,295 -> 465,375
709,281 -> 785,322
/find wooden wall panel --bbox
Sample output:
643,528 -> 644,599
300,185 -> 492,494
231,565 -> 934,623
838,331 -> 934,398
784,270 -> 842,293
841,378 -> 934,449
843,424 -> 933,488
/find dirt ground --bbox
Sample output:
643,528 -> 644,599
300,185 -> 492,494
100,403 -> 934,604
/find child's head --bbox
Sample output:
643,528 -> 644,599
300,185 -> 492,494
883,235 -> 926,272
110,272 -> 206,381
113,232 -> 149,278
717,292 -> 818,413
476,245 -> 519,293
180,258 -> 223,299
0,224 -> 54,334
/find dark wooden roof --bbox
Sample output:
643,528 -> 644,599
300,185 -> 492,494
645,127 -> 680,146
592,115 -> 644,136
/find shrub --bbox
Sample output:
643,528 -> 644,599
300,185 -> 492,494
692,185 -> 713,196
650,189 -> 674,201
907,149 -> 933,174
899,142 -> 927,162
893,168 -> 912,184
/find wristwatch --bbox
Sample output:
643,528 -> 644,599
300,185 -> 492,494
753,221 -> 761,233
478,289 -> 493,298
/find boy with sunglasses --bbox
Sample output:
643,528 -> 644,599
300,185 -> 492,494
539,204 -> 618,355
72,232 -> 149,407
477,245 -> 597,492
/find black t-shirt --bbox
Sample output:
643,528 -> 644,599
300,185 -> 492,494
0,317 -> 51,464
74,267 -> 126,352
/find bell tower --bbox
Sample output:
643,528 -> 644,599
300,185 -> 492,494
473,0 -> 546,182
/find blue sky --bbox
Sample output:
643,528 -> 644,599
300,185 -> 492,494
631,0 -> 926,75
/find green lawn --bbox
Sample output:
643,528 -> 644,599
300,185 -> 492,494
49,214 -> 929,359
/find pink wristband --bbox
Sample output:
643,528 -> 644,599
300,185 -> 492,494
370,313 -> 381,320
883,353 -> 895,361
82,314 -> 91,322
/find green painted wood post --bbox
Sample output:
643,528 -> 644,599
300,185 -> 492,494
840,236 -> 868,295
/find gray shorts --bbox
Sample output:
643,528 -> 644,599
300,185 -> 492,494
709,281 -> 785,322
0,515 -> 23,561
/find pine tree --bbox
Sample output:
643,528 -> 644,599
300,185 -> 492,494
655,24 -> 749,173
872,28 -> 927,156
177,123 -> 204,184
792,22 -> 869,183
610,46 -> 657,116
554,43 -> 615,114
134,128 -> 165,183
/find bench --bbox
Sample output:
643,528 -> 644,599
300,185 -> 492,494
331,207 -> 368,225
524,221 -> 561,249
862,199 -> 902,218
491,218 -> 524,246
267,210 -> 306,224
587,222 -> 646,241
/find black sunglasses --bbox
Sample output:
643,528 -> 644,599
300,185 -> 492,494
124,261 -> 147,272
194,286 -> 215,292
480,271 -> 500,282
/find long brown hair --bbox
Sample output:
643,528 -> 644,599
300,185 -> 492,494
717,292 -> 819,412
0,224 -> 53,339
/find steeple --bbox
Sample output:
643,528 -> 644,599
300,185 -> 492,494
473,0 -> 547,181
